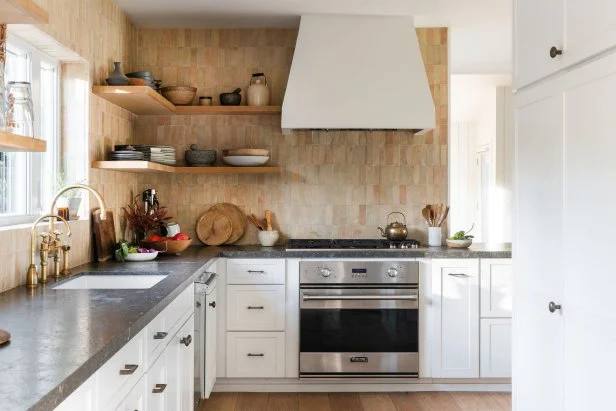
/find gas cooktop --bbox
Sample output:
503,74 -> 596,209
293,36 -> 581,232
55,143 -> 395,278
286,239 -> 421,250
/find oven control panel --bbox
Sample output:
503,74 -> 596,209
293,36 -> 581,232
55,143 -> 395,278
300,261 -> 419,285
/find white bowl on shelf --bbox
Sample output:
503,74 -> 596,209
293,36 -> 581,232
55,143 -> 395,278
222,155 -> 269,167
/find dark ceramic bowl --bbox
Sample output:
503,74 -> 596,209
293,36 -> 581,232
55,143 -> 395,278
185,145 -> 217,166
126,71 -> 153,78
220,88 -> 241,106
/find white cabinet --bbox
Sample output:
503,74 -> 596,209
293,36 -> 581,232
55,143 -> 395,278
513,0 -> 564,89
480,318 -> 512,378
431,259 -> 479,378
203,283 -> 217,398
227,285 -> 285,331
226,332 -> 286,378
116,376 -> 146,411
227,259 -> 285,284
55,375 -> 97,411
480,259 -> 513,318
166,314 -> 195,411
146,352 -> 168,411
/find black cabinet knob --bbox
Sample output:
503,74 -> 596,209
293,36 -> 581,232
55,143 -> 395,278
209,301 -> 216,308
548,301 -> 561,313
550,46 -> 563,58
181,334 -> 192,346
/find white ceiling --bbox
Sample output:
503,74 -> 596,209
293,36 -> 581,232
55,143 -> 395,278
116,0 -> 512,74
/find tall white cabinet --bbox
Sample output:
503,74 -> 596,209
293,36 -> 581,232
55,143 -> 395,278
514,4 -> 616,409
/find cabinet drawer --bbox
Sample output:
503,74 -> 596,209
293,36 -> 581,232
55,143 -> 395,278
480,259 -> 513,318
227,259 -> 285,284
146,284 -> 194,364
226,332 -> 285,378
227,285 -> 285,331
97,330 -> 145,408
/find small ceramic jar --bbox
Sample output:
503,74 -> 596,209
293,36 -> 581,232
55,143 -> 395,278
258,230 -> 279,247
199,96 -> 213,106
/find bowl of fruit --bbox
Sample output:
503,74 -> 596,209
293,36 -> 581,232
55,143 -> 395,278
114,241 -> 159,262
141,233 -> 192,255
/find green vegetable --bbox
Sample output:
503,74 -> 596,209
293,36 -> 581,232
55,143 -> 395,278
449,223 -> 475,240
114,240 -> 135,262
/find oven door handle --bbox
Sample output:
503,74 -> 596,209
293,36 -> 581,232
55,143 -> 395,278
302,294 -> 418,301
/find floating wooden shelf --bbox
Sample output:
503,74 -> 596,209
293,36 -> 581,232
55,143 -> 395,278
0,0 -> 49,24
91,160 -> 281,175
92,86 -> 281,116
0,132 -> 46,152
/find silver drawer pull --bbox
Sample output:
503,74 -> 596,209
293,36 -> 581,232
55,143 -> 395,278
302,295 -> 417,301
448,273 -> 468,277
152,383 -> 167,394
153,331 -> 168,340
247,306 -> 264,310
247,353 -> 264,357
119,364 -> 139,375
247,270 -> 265,274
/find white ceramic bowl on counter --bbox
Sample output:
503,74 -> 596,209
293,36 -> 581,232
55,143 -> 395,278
258,230 -> 279,247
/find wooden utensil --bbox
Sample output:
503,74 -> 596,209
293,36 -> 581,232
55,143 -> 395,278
248,214 -> 264,231
265,210 -> 273,231
0,329 -> 10,346
195,211 -> 233,246
437,206 -> 450,227
422,206 -> 431,225
209,203 -> 247,244
92,209 -> 116,262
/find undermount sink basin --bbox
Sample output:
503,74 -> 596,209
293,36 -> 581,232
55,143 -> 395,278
53,272 -> 168,290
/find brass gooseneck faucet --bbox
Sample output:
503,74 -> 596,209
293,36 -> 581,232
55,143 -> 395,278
26,214 -> 71,288
49,184 -> 107,232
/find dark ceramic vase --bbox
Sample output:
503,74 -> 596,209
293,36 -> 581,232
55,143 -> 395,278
106,62 -> 129,86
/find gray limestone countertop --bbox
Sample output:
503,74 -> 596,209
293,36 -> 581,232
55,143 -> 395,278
0,243 -> 510,410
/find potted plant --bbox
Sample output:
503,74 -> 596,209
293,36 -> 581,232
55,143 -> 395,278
55,173 -> 85,220
122,195 -> 172,243
446,224 -> 475,248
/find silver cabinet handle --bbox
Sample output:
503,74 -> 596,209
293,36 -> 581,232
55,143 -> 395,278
247,270 -> 265,274
448,273 -> 468,277
302,294 -> 417,301
152,383 -> 167,394
180,335 -> 192,346
119,364 -> 138,375
153,331 -> 168,340
247,353 -> 264,357
548,301 -> 562,313
247,306 -> 264,310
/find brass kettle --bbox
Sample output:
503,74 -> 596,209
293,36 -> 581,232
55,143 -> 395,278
378,212 -> 408,241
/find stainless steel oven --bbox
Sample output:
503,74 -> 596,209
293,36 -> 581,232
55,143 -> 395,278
299,261 -> 419,378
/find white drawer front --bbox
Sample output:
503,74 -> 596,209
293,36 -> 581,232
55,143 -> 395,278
146,284 -> 194,366
227,285 -> 285,331
97,330 -> 145,408
226,332 -> 285,378
227,259 -> 285,284
480,259 -> 513,318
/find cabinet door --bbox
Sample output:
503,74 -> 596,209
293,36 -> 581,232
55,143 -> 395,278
480,318 -> 512,378
146,351 -> 168,411
514,0 -> 564,89
514,83 -> 564,411
431,259 -> 479,378
563,0 -> 616,69
204,287 -> 217,399
226,332 -> 286,378
560,53 -> 616,411
480,259 -> 513,318
116,376 -> 146,411
55,374 -> 96,411
166,314 -> 195,411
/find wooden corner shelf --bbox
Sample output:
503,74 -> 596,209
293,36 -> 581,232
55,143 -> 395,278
91,160 -> 281,175
92,86 -> 281,116
1,0 -> 49,24
0,132 -> 46,152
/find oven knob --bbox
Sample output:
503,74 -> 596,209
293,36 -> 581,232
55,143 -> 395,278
387,268 -> 398,278
320,267 -> 332,278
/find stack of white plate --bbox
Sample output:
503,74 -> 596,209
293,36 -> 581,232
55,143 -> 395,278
109,151 -> 145,161
115,145 -> 176,165
222,148 -> 270,167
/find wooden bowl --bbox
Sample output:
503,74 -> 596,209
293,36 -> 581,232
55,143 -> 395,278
445,239 -> 473,248
161,86 -> 197,106
141,239 -> 192,254
128,78 -> 148,86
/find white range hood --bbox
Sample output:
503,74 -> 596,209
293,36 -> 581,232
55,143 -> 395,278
282,14 -> 435,131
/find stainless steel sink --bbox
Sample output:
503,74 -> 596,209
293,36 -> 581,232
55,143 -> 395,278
53,271 -> 169,290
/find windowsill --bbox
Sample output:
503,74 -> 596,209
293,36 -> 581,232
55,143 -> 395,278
0,216 -> 88,232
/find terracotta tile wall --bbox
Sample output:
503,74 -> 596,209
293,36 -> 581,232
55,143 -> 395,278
132,28 -> 448,245
0,0 -> 138,292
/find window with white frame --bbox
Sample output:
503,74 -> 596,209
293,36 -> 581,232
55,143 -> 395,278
0,35 -> 60,225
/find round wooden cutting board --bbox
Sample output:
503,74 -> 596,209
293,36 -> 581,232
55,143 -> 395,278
195,211 -> 233,246
0,329 -> 11,346
209,203 -> 247,244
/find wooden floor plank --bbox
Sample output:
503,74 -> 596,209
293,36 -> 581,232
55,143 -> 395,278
489,393 -> 513,410
198,392 -> 238,411
416,392 -> 464,411
267,393 -> 299,411
329,393 -> 365,411
235,393 -> 269,411
359,393 -> 397,411
451,392 -> 506,411
389,393 -> 424,411
299,393 -> 332,411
